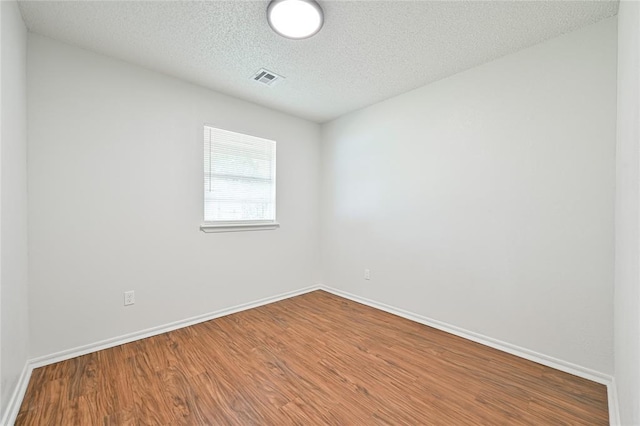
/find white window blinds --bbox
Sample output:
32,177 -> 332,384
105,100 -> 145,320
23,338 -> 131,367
204,126 -> 276,223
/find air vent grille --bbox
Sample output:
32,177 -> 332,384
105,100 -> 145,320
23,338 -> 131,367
252,68 -> 284,87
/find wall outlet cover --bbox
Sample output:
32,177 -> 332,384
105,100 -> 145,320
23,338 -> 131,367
124,290 -> 135,306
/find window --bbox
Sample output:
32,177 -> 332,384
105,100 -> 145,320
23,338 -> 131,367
201,126 -> 278,232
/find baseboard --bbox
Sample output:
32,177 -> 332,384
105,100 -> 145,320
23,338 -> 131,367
9,283 -> 620,425
319,286 -> 613,386
3,284 -> 320,424
320,286 -> 620,424
1,362 -> 32,426
29,284 -> 321,369
607,378 -> 621,426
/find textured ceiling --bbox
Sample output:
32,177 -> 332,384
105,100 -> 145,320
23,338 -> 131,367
18,0 -> 618,123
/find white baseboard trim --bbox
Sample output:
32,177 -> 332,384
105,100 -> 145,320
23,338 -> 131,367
607,378 -> 621,426
1,362 -> 32,426
320,286 -> 611,384
2,284 -> 318,425
29,284 -> 321,369
7,284 -> 620,426
319,286 -> 619,425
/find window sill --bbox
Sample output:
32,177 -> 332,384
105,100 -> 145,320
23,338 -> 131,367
200,222 -> 280,233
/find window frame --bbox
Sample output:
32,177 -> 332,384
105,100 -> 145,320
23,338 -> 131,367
200,125 -> 280,233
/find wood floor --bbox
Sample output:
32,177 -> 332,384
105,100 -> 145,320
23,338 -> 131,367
17,290 -> 608,425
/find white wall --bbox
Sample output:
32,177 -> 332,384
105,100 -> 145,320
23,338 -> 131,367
320,18 -> 616,374
615,1 -> 640,424
27,34 -> 320,358
0,0 -> 29,417
20,7 -> 625,413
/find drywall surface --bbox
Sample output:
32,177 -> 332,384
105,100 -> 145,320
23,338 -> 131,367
0,0 -> 29,416
320,18 -> 616,374
27,34 -> 320,358
615,2 -> 640,424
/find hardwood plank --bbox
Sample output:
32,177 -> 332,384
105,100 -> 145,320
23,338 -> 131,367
16,291 -> 609,425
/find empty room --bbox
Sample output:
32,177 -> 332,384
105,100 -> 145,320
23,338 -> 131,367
1,0 -> 639,424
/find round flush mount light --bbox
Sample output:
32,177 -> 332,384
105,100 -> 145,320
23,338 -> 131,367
267,0 -> 324,40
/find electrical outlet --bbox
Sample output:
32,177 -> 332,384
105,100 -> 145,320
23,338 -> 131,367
364,269 -> 371,280
124,290 -> 135,306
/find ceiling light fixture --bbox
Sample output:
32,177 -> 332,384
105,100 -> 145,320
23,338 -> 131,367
267,0 -> 324,40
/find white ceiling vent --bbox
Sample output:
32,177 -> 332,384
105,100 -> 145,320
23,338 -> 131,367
252,68 -> 285,87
